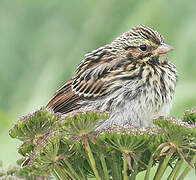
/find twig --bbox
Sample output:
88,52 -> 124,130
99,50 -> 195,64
85,141 -> 101,180
167,159 -> 183,180
144,155 -> 154,180
100,153 -> 110,180
153,153 -> 173,180
178,153 -> 196,180
123,153 -> 129,180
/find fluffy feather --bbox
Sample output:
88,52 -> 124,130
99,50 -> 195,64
47,25 -> 177,129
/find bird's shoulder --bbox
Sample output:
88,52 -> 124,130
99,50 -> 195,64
72,45 -> 123,98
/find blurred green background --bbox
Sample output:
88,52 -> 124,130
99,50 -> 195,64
0,0 -> 195,177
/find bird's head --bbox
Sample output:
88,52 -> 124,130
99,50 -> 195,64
113,25 -> 173,64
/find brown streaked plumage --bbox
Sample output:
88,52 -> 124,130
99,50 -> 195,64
47,25 -> 177,129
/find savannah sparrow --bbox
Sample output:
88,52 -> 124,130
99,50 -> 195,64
47,25 -> 177,130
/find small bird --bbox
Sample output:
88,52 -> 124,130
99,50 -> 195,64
47,25 -> 177,130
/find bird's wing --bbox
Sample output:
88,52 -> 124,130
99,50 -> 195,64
47,45 -> 122,114
46,80 -> 83,113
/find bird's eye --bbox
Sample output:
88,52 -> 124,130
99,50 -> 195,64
139,44 -> 147,51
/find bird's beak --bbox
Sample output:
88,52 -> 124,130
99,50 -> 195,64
153,43 -> 174,55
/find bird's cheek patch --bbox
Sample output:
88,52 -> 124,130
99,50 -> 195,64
125,50 -> 142,62
125,51 -> 134,60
